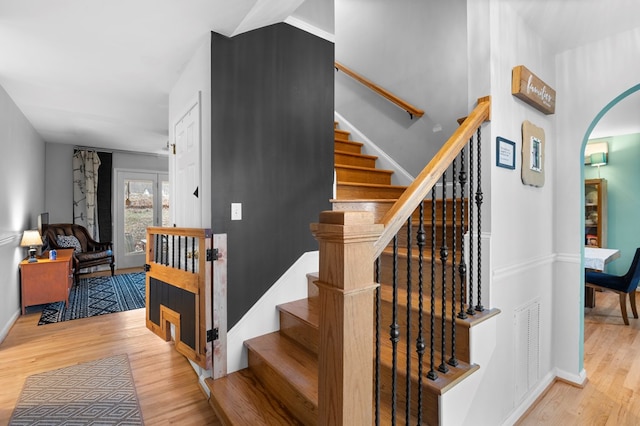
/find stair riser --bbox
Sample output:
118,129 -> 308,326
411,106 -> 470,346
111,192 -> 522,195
379,254 -> 466,299
279,311 -> 319,355
336,167 -> 392,185
377,365 -> 439,426
334,129 -> 350,141
392,223 -> 467,252
335,152 -> 377,168
335,140 -> 362,154
248,351 -> 317,425
337,184 -> 405,199
379,299 -> 471,363
333,200 -> 468,224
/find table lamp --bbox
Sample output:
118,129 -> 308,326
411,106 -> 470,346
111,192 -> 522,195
21,230 -> 43,262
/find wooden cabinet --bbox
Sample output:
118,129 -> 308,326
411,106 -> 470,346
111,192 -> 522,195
585,178 -> 607,248
20,249 -> 74,314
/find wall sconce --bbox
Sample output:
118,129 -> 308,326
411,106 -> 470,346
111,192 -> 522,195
590,152 -> 607,178
20,229 -> 43,262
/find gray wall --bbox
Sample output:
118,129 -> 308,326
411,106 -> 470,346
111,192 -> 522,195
0,84 -> 46,339
44,142 -> 168,224
211,24 -> 334,328
335,0 -> 468,177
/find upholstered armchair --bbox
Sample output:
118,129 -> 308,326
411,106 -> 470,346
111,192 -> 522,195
43,223 -> 115,283
585,247 -> 640,325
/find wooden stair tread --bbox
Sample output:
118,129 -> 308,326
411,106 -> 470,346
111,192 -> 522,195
278,298 -> 319,329
334,138 -> 362,146
334,150 -> 378,160
205,371 -> 302,425
338,181 -> 406,190
245,332 -> 319,403
335,164 -> 394,174
378,336 -> 480,395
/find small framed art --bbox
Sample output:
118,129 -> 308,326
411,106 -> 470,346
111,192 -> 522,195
496,137 -> 516,169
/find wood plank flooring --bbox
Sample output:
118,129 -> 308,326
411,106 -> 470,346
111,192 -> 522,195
518,290 -> 640,425
3,270 -> 636,425
0,305 -> 221,425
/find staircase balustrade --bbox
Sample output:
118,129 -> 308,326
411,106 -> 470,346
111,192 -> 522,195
314,97 -> 490,424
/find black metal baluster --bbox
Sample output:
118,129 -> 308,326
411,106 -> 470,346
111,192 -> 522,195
184,237 -> 189,271
405,217 -> 412,424
192,237 -> 196,273
390,235 -> 400,424
475,127 -> 485,313
449,158 -> 459,367
439,174 -> 449,374
154,234 -> 160,264
467,134 -> 476,317
416,203 -> 426,423
375,257 -> 381,426
427,187 -> 438,381
177,236 -> 182,270
458,145 -> 468,320
171,235 -> 175,269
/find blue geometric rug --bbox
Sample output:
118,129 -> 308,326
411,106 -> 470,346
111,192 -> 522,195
38,273 -> 146,325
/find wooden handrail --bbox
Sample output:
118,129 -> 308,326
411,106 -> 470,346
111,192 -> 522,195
373,97 -> 491,258
335,61 -> 425,119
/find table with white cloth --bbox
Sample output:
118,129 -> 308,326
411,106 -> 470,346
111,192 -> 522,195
584,247 -> 621,308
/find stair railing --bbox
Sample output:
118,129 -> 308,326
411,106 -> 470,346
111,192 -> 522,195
335,61 -> 425,119
312,97 -> 490,425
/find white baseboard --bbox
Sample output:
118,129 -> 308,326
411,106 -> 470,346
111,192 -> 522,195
0,309 -> 20,344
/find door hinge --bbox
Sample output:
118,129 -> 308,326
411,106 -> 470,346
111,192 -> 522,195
207,248 -> 219,261
207,328 -> 219,342
144,264 -> 151,272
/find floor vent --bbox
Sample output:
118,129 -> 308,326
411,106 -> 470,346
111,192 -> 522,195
514,298 -> 540,402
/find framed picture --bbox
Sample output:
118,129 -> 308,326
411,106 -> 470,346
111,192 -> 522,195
521,120 -> 545,187
496,137 -> 516,169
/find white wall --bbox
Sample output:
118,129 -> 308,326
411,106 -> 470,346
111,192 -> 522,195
168,36 -> 212,228
335,0 -> 468,178
0,84 -> 46,342
44,142 -> 168,224
453,2 -> 559,424
555,27 -> 640,376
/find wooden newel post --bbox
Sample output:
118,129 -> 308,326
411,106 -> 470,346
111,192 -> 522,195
311,211 -> 383,426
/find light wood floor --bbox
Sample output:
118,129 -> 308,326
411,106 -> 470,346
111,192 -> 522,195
518,290 -> 640,425
4,275 -> 637,425
0,271 -> 221,425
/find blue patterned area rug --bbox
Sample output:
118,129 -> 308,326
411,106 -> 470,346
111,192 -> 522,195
9,354 -> 144,425
38,273 -> 146,325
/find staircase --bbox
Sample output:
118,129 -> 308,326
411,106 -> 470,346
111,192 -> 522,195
205,120 -> 496,424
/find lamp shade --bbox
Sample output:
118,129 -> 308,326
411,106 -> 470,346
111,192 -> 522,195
590,152 -> 607,167
20,230 -> 43,247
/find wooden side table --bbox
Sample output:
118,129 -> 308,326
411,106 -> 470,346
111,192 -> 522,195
20,249 -> 74,314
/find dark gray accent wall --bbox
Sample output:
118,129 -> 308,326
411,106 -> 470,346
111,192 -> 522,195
211,24 -> 334,328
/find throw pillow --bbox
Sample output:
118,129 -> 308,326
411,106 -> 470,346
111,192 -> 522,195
56,235 -> 82,252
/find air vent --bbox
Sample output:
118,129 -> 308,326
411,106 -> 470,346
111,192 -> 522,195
514,299 -> 540,402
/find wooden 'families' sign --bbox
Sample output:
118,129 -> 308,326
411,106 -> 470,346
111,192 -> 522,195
512,65 -> 556,115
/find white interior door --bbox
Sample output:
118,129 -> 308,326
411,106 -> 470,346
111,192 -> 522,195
173,95 -> 201,228
115,170 -> 169,269
173,95 -> 202,228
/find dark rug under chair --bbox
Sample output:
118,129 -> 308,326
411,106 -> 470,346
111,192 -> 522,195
38,272 -> 146,325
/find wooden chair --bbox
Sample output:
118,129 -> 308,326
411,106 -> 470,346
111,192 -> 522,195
585,248 -> 640,325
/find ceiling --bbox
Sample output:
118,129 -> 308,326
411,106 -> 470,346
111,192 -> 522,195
507,0 -> 640,140
0,1 -> 639,155
0,0 -> 305,155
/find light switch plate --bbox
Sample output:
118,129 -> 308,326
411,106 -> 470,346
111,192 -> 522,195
231,203 -> 242,220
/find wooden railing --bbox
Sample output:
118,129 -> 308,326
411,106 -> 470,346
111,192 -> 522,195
335,61 -> 425,119
311,97 -> 490,424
